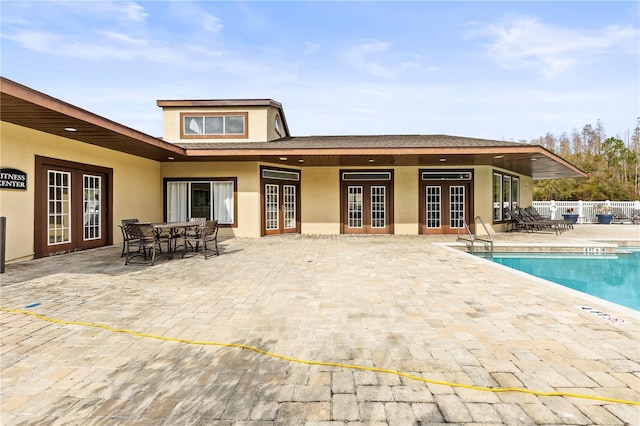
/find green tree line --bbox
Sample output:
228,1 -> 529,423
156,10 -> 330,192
531,118 -> 640,201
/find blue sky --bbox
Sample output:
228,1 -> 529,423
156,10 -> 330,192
2,1 -> 638,142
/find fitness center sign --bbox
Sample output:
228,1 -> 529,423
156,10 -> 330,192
0,168 -> 27,190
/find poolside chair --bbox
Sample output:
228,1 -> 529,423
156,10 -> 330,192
522,206 -> 573,234
612,208 -> 629,224
512,208 -> 561,234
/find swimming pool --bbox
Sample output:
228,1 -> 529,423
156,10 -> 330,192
482,249 -> 640,311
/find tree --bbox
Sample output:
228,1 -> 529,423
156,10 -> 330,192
533,120 -> 640,201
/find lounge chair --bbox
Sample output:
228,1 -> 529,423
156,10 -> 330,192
511,207 -> 562,234
523,206 -> 573,232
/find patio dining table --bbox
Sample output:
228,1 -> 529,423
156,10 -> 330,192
152,221 -> 201,259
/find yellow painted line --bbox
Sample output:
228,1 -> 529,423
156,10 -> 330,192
2,306 -> 638,406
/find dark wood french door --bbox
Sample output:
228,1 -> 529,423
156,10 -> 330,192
420,181 -> 472,235
34,156 -> 112,258
340,170 -> 393,234
261,167 -> 301,236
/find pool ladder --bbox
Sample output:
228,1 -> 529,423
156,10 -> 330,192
456,216 -> 493,256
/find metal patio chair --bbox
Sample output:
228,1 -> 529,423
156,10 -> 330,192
119,218 -> 139,257
182,220 -> 219,259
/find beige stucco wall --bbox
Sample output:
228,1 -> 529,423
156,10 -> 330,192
161,106 -> 276,144
300,167 -> 341,234
0,119 -> 536,262
393,167 -> 420,234
0,122 -> 162,262
160,162 -> 261,238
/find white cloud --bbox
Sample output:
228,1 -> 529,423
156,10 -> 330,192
4,29 -> 184,63
52,1 -> 148,22
343,40 -> 419,80
475,16 -> 639,78
168,2 -> 223,33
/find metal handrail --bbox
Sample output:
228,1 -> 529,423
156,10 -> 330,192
473,216 -> 493,256
456,216 -> 493,256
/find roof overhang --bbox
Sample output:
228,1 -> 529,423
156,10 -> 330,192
181,144 -> 586,179
1,77 -> 188,162
1,77 -> 585,179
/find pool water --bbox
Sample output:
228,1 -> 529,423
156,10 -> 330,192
483,249 -> 640,311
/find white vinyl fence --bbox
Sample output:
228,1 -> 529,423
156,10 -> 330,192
532,200 -> 640,224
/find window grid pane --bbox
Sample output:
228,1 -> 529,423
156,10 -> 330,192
185,117 -> 203,135
348,186 -> 363,228
204,116 -> 223,134
190,183 -> 211,220
283,185 -> 296,229
48,170 -> 71,245
224,116 -> 245,134
370,186 -> 385,228
502,175 -> 511,219
511,177 -> 520,209
449,185 -> 465,229
426,186 -> 441,228
83,174 -> 101,240
493,173 -> 502,221
265,184 -> 279,230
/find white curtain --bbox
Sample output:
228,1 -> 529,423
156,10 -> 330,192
213,181 -> 233,224
167,182 -> 188,221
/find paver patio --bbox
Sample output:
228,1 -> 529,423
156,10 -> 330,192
1,226 -> 639,425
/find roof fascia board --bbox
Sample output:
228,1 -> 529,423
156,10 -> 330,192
1,77 -> 186,156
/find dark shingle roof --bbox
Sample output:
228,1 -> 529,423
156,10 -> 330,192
173,134 -> 526,150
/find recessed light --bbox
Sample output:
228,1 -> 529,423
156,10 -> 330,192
167,156 -> 175,160
279,157 -> 288,161
64,127 -> 77,132
439,158 -> 446,162
368,159 -> 375,163
531,157 -> 538,161
493,155 -> 504,159
298,159 -> 304,163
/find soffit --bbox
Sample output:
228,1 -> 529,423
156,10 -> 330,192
1,78 -> 585,179
178,138 -> 586,180
1,78 -> 188,162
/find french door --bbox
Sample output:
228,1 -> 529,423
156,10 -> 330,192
35,156 -> 112,257
341,170 -> 393,234
419,170 -> 473,235
261,167 -> 300,235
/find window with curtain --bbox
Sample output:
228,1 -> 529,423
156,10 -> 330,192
165,179 -> 235,224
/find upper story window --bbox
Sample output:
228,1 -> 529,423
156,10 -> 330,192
180,112 -> 248,139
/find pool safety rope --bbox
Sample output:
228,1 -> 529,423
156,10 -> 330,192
2,306 -> 639,407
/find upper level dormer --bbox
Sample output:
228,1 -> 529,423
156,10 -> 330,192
156,99 -> 289,144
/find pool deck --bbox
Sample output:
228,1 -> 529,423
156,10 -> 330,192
1,225 -> 639,425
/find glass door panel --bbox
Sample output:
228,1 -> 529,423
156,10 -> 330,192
348,186 -> 363,228
48,170 -> 72,245
371,186 -> 386,228
449,185 -> 465,229
265,184 -> 279,231
283,185 -> 296,229
426,186 -> 441,229
83,174 -> 101,240
190,183 -> 211,219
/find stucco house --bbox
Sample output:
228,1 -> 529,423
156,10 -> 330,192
0,77 -> 586,263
